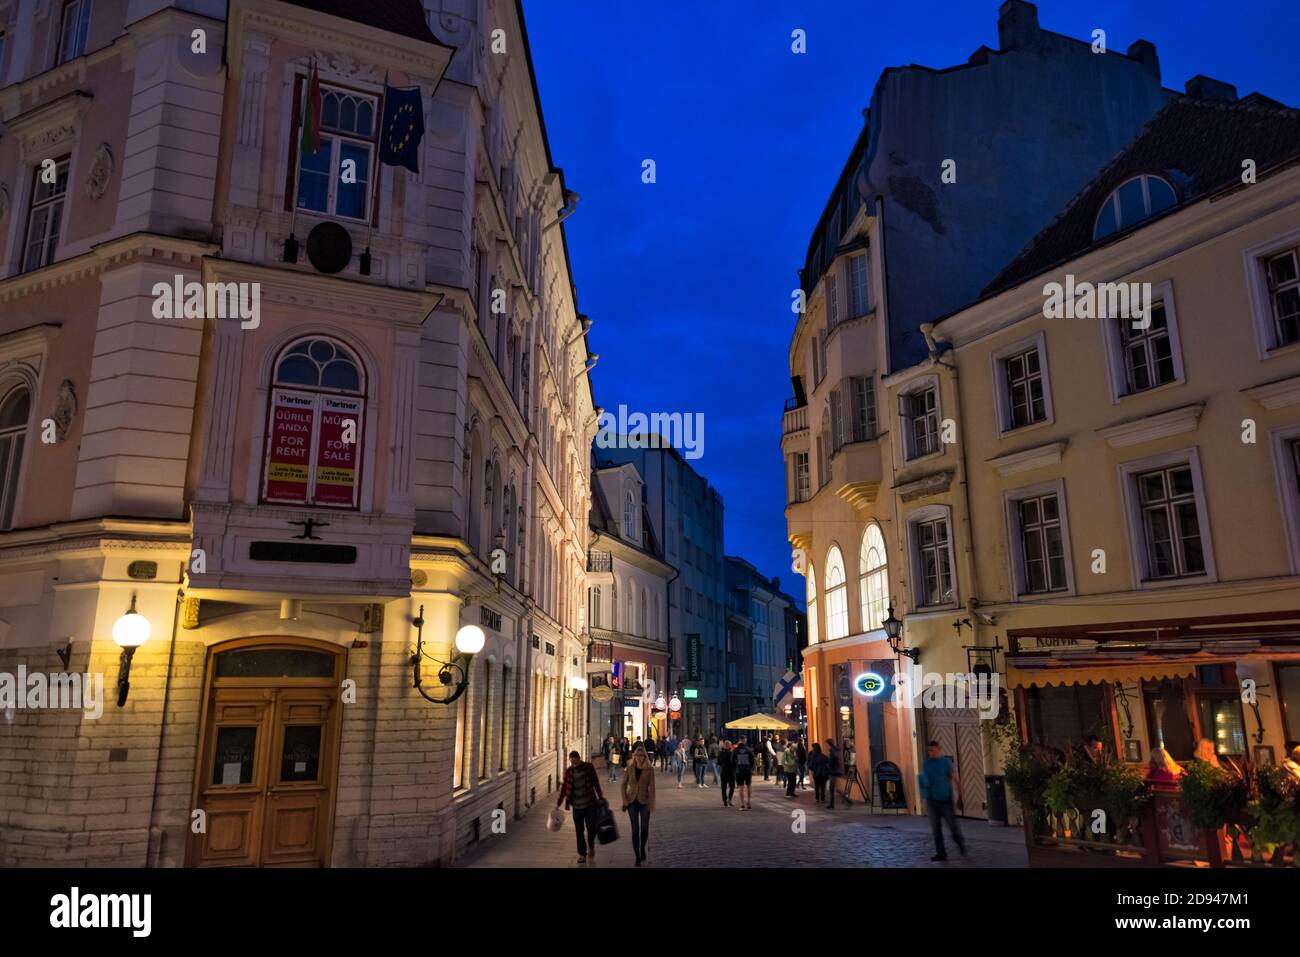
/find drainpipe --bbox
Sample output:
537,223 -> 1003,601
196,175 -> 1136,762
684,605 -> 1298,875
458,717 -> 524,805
146,587 -> 184,867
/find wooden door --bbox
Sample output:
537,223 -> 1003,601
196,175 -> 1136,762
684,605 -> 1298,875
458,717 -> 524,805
955,724 -> 987,819
260,690 -> 336,867
189,641 -> 343,868
192,690 -> 275,867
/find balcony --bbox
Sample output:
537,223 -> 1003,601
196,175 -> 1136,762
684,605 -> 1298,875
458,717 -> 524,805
587,549 -> 614,584
782,400 -> 808,436
831,437 -> 884,510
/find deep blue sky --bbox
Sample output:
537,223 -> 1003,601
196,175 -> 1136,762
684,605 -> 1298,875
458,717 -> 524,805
524,0 -> 1300,601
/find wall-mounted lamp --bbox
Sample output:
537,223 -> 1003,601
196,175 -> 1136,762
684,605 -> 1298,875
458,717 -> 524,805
881,604 -> 920,664
112,595 -> 151,707
410,604 -> 484,705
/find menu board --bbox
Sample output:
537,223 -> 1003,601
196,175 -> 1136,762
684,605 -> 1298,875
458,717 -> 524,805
265,390 -> 315,504
313,396 -> 362,507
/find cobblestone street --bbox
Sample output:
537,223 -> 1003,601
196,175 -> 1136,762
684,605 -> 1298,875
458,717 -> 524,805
461,763 -> 1028,868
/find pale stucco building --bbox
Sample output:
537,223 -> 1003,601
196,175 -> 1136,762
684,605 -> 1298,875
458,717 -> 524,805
0,0 -> 597,867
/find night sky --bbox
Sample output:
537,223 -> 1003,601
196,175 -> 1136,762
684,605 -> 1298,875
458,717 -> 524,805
523,0 -> 1300,603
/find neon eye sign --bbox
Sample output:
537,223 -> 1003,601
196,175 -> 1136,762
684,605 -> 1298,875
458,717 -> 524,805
854,672 -> 887,697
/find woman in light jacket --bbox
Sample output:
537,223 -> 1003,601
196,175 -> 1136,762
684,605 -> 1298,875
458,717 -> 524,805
673,738 -> 689,788
621,745 -> 657,866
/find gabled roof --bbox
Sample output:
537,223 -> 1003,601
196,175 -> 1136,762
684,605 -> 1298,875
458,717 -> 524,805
284,0 -> 443,45
982,95 -> 1300,296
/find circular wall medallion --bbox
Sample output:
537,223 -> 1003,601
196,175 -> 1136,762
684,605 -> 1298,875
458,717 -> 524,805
410,569 -> 428,588
306,221 -> 353,274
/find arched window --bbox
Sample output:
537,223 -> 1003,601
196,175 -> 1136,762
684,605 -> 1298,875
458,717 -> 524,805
859,524 -> 889,633
611,579 -> 619,629
626,588 -> 634,635
639,588 -> 647,637
623,489 -> 636,541
806,565 -> 819,646
0,385 -> 31,529
263,337 -> 365,508
825,546 -> 849,641
591,585 -> 602,629
1093,174 -> 1177,241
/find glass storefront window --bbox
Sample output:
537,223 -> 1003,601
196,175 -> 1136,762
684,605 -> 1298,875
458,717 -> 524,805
1144,679 -> 1196,761
1196,697 -> 1246,758
1280,665 -> 1300,742
1023,683 -> 1108,756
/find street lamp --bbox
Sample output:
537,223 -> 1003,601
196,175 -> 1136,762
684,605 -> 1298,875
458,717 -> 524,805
410,606 -> 483,705
881,604 -> 920,663
112,595 -> 151,707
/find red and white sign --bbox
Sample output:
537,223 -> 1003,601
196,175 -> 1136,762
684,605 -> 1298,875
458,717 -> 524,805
313,396 -> 362,507
264,390 -> 314,504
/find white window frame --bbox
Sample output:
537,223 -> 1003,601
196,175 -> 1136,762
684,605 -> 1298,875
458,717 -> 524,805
826,266 -> 840,327
898,374 -> 942,462
990,331 -> 1054,435
793,451 -> 810,503
1092,173 -> 1177,241
1118,447 -> 1217,589
1003,479 -> 1076,600
806,564 -> 819,646
847,252 -> 870,318
1099,279 -> 1185,402
22,156 -> 70,273
859,523 -> 889,634
1270,424 -> 1300,574
906,504 -> 959,610
54,0 -> 92,66
824,544 -> 849,642
1243,226 -> 1300,360
294,83 -> 379,224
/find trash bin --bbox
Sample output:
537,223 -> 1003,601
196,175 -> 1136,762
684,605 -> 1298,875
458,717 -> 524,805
985,774 -> 1008,826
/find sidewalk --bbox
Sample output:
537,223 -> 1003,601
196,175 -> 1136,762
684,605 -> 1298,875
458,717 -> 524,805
459,762 -> 1027,868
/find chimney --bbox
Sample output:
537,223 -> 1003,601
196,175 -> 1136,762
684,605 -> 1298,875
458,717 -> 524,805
1126,39 -> 1160,77
998,0 -> 1040,51
1184,75 -> 1238,103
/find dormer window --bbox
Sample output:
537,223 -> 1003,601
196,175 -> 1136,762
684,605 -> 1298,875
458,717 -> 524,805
1093,174 -> 1177,241
623,489 -> 636,541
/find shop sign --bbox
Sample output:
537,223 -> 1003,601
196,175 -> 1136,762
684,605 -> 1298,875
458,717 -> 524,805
686,634 -> 701,681
265,390 -> 315,504
875,761 -> 907,810
591,685 -> 614,703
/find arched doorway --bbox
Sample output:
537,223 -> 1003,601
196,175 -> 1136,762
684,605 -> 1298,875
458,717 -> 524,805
187,638 -> 346,867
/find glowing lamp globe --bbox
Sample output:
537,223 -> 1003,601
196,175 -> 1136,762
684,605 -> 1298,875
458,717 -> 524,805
668,696 -> 682,712
454,624 -> 486,655
654,695 -> 667,711
569,675 -> 588,692
112,608 -> 151,648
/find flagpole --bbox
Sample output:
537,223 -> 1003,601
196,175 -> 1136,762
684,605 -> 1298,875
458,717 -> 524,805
363,72 -> 387,276
285,59 -> 310,263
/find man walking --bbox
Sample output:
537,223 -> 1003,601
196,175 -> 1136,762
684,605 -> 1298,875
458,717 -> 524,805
708,736 -> 721,785
692,737 -> 710,788
825,739 -> 842,810
717,740 -> 737,807
762,734 -> 775,781
733,738 -> 755,809
796,737 -> 808,790
920,740 -> 967,861
558,750 -> 606,864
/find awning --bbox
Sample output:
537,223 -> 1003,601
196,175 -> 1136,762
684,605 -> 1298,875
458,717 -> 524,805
1006,661 -> 1196,690
724,712 -> 801,731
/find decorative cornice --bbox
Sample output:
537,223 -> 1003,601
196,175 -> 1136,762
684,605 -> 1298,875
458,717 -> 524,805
893,469 -> 956,502
1243,374 -> 1300,410
985,440 -> 1067,477
1098,403 -> 1204,449
0,232 -> 218,303
5,90 -> 93,161
835,479 -> 881,510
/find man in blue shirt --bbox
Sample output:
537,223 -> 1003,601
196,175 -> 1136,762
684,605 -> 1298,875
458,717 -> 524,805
918,740 -> 967,861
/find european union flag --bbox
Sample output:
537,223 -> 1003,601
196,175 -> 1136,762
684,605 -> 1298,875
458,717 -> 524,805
380,84 -> 424,174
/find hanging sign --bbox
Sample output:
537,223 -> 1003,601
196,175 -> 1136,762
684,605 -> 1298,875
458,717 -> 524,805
265,390 -> 314,504
314,396 -> 362,507
686,634 -> 701,681
854,672 -> 887,697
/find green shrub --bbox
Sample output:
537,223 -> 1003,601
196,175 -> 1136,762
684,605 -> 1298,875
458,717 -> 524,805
1178,761 -> 1247,831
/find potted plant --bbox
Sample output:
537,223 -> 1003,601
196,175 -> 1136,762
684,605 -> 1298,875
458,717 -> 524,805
1179,761 -> 1250,862
1248,765 -> 1300,866
1004,743 -> 1061,836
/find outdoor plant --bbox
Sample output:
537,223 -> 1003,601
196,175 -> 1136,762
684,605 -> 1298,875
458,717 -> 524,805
1248,765 -> 1300,864
1002,742 -> 1060,833
1178,760 -> 1248,831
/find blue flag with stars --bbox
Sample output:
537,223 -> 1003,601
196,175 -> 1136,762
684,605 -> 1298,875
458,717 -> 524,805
380,84 -> 424,174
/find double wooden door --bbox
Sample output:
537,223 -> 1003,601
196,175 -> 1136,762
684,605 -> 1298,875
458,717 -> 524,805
928,711 -> 988,819
190,684 -> 339,867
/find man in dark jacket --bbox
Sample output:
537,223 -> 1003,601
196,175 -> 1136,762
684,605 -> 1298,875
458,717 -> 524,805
558,751 -> 606,863
717,740 -> 738,807
795,738 -> 808,790
825,739 -> 843,809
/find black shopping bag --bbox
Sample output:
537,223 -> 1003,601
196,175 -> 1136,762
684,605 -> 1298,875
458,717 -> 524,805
595,801 -> 619,845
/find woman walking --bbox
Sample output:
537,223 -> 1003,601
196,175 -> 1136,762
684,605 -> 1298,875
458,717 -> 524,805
674,737 -> 689,788
782,739 -> 799,798
692,737 -> 709,788
621,745 -> 656,866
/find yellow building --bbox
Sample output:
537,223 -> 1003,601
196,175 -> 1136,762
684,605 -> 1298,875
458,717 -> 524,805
931,93 -> 1300,801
